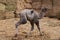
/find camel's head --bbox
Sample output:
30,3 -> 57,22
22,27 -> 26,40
41,7 -> 48,12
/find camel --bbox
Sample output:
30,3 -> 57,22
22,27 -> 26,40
14,7 -> 47,37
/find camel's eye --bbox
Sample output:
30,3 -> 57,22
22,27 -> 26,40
44,8 -> 47,11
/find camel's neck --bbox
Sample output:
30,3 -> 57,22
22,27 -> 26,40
38,11 -> 46,19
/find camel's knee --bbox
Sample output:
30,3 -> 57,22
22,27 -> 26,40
15,20 -> 27,28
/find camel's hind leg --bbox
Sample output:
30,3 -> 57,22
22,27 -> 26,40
15,21 -> 21,37
15,17 -> 27,37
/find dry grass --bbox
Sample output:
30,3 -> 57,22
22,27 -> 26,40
0,17 -> 60,40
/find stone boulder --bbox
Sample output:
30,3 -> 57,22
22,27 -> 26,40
0,3 -> 5,11
32,2 -> 41,9
24,3 -> 32,9
0,11 -> 6,20
5,11 -> 15,19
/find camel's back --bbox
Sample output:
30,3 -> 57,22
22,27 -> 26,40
20,9 -> 39,21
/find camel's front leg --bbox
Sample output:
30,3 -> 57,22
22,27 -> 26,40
26,21 -> 34,37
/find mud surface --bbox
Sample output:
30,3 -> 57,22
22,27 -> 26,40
0,17 -> 60,40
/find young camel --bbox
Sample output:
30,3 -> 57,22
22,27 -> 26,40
14,7 -> 47,37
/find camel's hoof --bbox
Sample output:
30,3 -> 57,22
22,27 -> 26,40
14,34 -> 18,37
25,35 -> 27,38
25,35 -> 31,38
39,32 -> 44,36
40,33 -> 43,36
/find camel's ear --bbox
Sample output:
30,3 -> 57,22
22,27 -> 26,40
31,10 -> 34,14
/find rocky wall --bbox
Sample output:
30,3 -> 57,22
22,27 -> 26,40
0,0 -> 60,20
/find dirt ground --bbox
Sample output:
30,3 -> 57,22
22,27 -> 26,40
0,17 -> 60,40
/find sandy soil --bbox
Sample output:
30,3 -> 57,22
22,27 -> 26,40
0,17 -> 60,40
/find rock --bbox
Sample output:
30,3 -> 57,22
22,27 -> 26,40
32,0 -> 40,2
0,3 -> 5,11
24,3 -> 32,9
16,0 -> 25,12
0,11 -> 6,20
5,11 -> 15,19
32,2 -> 41,9
25,0 -> 32,3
